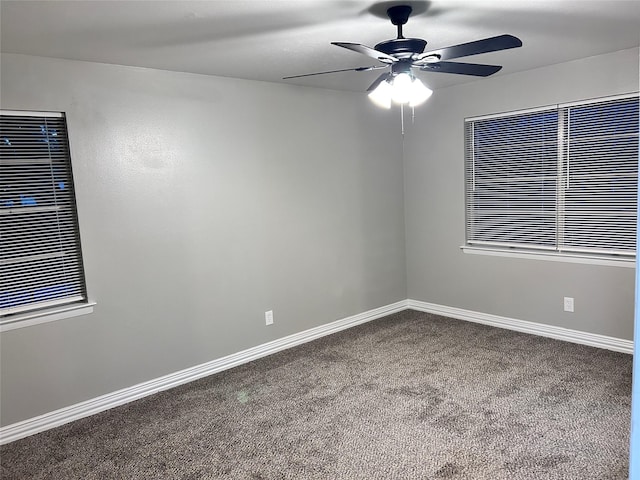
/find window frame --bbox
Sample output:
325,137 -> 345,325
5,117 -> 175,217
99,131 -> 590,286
462,92 -> 639,267
1,109 -> 93,331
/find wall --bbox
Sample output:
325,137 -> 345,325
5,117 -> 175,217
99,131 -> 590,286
2,47 -> 638,428
0,53 -> 407,426
404,47 -> 639,340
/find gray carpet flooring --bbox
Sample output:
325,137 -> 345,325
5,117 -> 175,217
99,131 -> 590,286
0,310 -> 632,479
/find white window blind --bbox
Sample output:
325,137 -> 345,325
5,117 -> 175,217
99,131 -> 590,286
561,98 -> 638,255
0,111 -> 88,317
465,94 -> 639,259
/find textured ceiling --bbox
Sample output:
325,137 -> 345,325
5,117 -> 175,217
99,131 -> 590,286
1,0 -> 639,93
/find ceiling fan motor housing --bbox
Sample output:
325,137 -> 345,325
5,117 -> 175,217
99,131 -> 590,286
375,38 -> 427,59
391,60 -> 413,76
377,6 -> 427,59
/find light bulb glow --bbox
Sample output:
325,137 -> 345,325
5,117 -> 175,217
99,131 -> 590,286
408,78 -> 433,107
368,72 -> 433,109
368,79 -> 392,109
391,73 -> 413,104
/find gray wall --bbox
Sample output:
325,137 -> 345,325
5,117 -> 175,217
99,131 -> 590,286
0,53 -> 407,426
2,47 -> 638,427
404,47 -> 639,340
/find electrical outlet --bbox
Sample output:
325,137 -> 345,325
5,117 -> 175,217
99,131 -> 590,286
563,297 -> 574,313
265,310 -> 274,325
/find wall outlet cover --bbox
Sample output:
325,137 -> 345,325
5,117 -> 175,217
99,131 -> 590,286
563,297 -> 574,313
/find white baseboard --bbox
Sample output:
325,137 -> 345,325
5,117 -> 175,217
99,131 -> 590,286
407,299 -> 633,354
2,298 -> 632,445
0,300 -> 408,445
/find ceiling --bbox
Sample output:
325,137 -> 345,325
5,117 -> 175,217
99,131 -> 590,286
1,0 -> 639,93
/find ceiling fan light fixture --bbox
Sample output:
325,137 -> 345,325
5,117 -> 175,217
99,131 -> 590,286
368,79 -> 393,109
368,73 -> 432,109
285,5 -> 523,113
408,78 -> 433,107
390,72 -> 413,104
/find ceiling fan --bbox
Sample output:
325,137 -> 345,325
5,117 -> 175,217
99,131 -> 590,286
284,5 -> 523,108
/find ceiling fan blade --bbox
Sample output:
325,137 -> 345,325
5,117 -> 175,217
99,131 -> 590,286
283,65 -> 387,80
367,73 -> 392,92
332,42 -> 397,63
417,34 -> 522,62
420,61 -> 502,77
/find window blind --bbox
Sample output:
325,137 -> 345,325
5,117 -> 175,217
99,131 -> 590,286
0,111 -> 87,317
465,108 -> 559,251
561,97 -> 639,256
465,94 -> 639,259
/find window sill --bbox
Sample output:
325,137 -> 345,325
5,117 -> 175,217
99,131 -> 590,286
461,246 -> 635,268
0,302 -> 96,332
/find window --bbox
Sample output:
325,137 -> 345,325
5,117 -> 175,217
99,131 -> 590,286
464,94 -> 639,262
0,111 -> 89,323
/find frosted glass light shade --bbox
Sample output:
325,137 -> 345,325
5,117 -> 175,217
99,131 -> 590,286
408,78 -> 433,107
391,73 -> 413,104
368,80 -> 392,109
368,73 -> 433,108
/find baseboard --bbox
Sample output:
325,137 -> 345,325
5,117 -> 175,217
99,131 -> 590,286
2,298 -> 631,444
0,300 -> 408,445
407,299 -> 633,354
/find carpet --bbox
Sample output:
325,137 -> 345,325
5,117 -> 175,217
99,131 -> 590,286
0,310 -> 632,479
